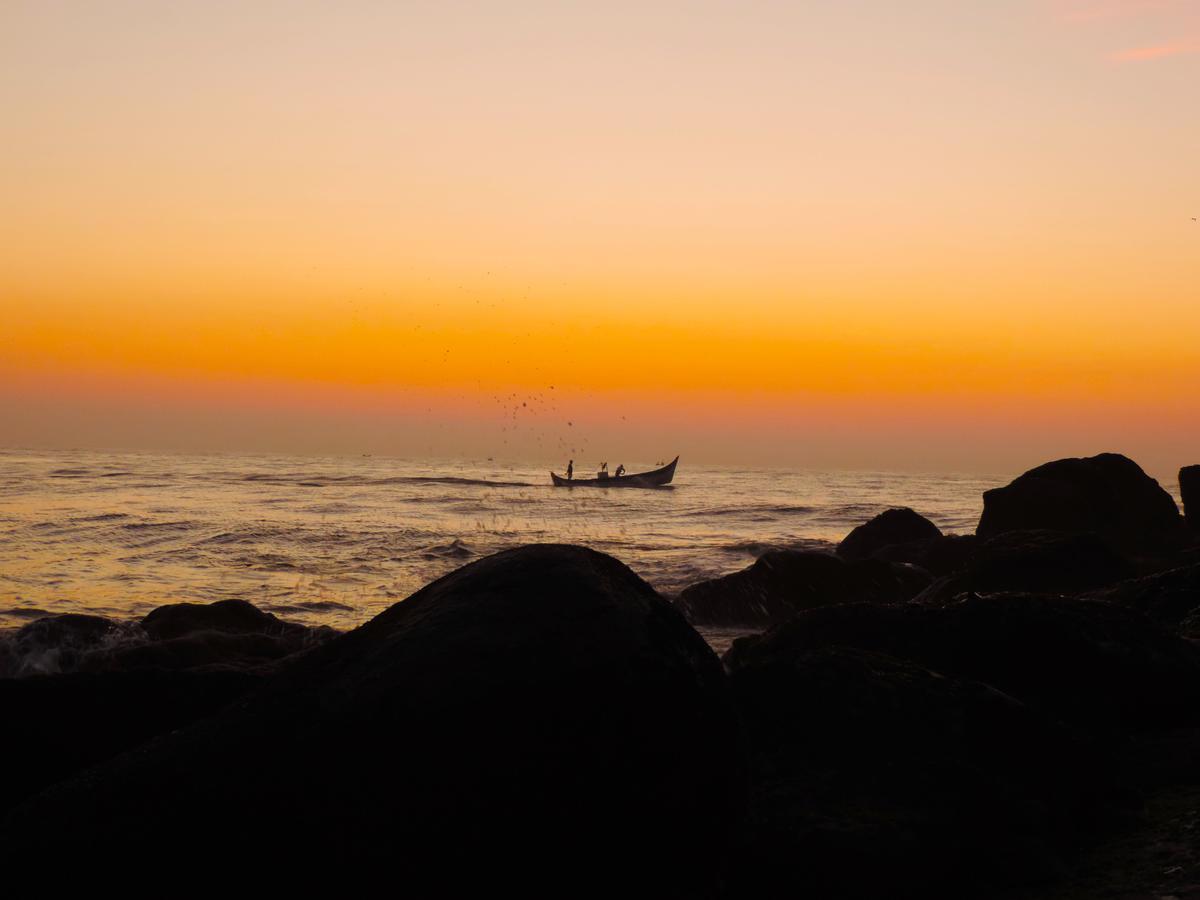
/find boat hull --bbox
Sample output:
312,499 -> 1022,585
551,457 -> 678,488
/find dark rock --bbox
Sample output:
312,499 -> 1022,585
3,545 -> 743,894
1182,465 -> 1200,529
869,532 -> 978,576
677,549 -> 931,627
977,453 -> 1185,553
914,530 -> 1133,604
837,507 -> 942,561
0,669 -> 258,814
725,594 -> 1200,734
140,598 -> 307,640
725,645 -> 1127,897
1089,562 -> 1200,639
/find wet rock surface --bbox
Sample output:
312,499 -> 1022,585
677,549 -> 930,627
913,529 -> 1134,604
867,531 -> 979,576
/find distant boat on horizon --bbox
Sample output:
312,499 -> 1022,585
551,456 -> 678,488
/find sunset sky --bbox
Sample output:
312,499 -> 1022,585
3,1 -> 1198,472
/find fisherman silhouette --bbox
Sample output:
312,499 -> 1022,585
567,459 -> 574,481
615,464 -> 625,477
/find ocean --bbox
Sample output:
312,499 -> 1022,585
0,448 -> 1180,639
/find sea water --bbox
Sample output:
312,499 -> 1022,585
0,448 -> 1179,638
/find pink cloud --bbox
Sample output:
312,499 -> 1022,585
1111,37 -> 1200,58
1051,0 -> 1200,61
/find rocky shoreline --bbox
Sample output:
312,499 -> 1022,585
2,451 -> 1199,896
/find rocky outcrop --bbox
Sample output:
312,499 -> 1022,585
1182,465 -> 1200,530
725,594 -> 1200,734
977,453 -> 1185,553
724,644 -> 1126,897
3,546 -> 743,894
677,549 -> 930,627
836,507 -> 942,561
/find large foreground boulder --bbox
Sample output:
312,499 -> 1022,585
977,453 -> 1185,554
1182,465 -> 1200,529
837,507 -> 942,561
0,669 -> 257,815
725,594 -> 1200,734
677,549 -> 930,627
3,546 -> 743,894
724,645 -> 1126,897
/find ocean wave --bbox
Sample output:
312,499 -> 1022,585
267,600 -> 355,614
420,538 -> 476,560
0,614 -> 147,677
373,476 -> 533,487
0,607 -> 53,621
720,538 -> 832,557
680,504 -> 814,518
238,473 -> 533,488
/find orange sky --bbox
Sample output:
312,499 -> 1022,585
2,1 -> 1198,472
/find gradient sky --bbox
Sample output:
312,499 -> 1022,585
2,1 -> 1198,472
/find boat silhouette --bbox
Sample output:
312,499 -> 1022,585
550,457 -> 678,488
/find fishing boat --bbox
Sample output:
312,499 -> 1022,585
550,456 -> 678,488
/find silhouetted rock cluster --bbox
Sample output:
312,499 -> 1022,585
669,451 -> 1199,895
4,451 -> 1199,897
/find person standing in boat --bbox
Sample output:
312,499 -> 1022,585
566,459 -> 573,481
615,464 -> 625,477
